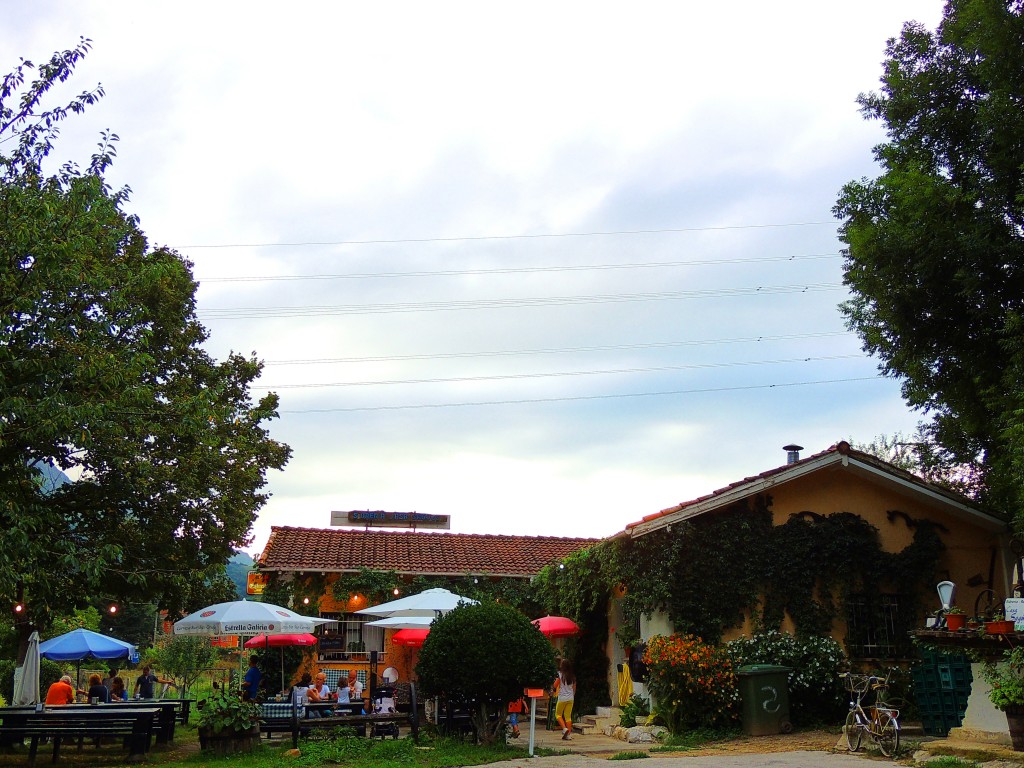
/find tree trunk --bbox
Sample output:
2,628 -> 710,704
472,701 -> 506,746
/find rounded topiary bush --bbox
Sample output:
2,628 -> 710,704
726,631 -> 847,725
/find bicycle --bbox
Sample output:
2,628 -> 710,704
839,670 -> 901,757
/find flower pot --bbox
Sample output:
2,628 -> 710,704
946,613 -> 967,631
987,620 -> 1016,635
1006,706 -> 1024,751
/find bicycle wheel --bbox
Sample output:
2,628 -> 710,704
874,710 -> 900,757
844,710 -> 863,752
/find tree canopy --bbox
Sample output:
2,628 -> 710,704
834,0 -> 1024,522
415,601 -> 556,744
0,39 -> 291,630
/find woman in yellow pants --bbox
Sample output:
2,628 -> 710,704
552,660 -> 576,740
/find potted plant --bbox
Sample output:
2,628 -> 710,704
946,607 -> 967,631
980,647 -> 1024,750
197,691 -> 263,755
986,611 -> 1016,635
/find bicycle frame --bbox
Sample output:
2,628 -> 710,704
840,671 -> 900,757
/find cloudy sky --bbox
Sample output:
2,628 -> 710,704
6,1 -> 945,556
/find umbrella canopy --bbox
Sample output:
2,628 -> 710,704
13,630 -> 40,705
356,588 -> 478,618
364,615 -> 435,630
173,600 -> 329,636
242,633 -> 318,649
39,628 -> 138,661
391,628 -> 429,648
243,633 -> 318,693
533,615 -> 581,638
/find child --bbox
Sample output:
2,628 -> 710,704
507,696 -> 526,738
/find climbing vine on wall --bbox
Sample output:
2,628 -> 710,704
536,498 -> 946,657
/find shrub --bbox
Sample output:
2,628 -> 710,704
642,634 -> 738,732
726,631 -> 847,724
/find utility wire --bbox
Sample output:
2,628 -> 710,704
198,252 -> 840,283
256,354 -> 863,390
279,376 -> 882,413
263,330 -> 853,366
199,283 -> 842,320
183,221 -> 835,249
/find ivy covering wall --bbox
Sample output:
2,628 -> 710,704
535,497 -> 947,659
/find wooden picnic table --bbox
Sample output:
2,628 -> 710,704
0,705 -> 159,765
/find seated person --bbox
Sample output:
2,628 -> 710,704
346,671 -> 364,712
313,672 -> 333,712
110,676 -> 127,702
87,673 -> 110,703
296,673 -> 321,718
44,675 -> 77,705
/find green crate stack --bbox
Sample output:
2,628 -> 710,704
913,651 -> 973,737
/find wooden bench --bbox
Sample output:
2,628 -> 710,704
260,685 -> 419,748
0,706 -> 158,766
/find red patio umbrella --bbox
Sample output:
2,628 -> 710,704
533,615 -> 581,638
243,633 -> 318,692
391,628 -> 430,648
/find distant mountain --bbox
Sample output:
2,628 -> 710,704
226,550 -> 255,598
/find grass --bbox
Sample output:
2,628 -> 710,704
0,726 -> 553,768
608,751 -> 649,760
919,758 -> 983,768
648,726 -> 740,752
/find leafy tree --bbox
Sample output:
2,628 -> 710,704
834,0 -> 1024,524
0,39 -> 291,642
415,601 -> 556,745
152,635 -> 220,698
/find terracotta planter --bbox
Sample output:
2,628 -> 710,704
986,620 -> 1016,635
946,613 -> 967,631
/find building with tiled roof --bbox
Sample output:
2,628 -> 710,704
258,526 -> 596,578
617,441 -> 1008,664
257,524 -> 597,688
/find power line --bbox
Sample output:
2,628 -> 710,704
183,221 -> 836,250
256,354 -> 863,390
263,330 -> 854,366
279,376 -> 882,413
198,252 -> 840,283
198,283 -> 843,320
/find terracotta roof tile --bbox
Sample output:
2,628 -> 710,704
258,526 -> 598,578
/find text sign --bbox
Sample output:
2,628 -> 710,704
246,571 -> 269,595
1005,598 -> 1024,630
330,510 -> 451,530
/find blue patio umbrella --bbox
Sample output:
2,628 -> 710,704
40,628 -> 139,692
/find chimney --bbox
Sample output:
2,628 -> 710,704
783,444 -> 803,464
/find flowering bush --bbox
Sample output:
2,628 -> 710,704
643,634 -> 738,732
726,631 -> 847,724
980,646 -> 1024,711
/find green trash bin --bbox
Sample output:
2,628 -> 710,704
736,664 -> 793,735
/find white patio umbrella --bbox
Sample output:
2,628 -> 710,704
356,588 -> 477,618
364,615 -> 436,630
173,600 -> 330,636
13,630 -> 40,706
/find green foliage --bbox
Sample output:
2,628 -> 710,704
49,607 -> 102,636
979,646 -> 1024,710
619,693 -> 650,727
153,634 -> 221,697
643,634 -> 738,732
608,751 -> 650,760
416,601 -> 556,745
197,690 -> 262,735
834,0 -> 1024,523
726,631 -> 847,725
0,39 -> 291,626
295,734 -> 532,768
0,657 -> 62,703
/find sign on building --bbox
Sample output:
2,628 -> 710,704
246,571 -> 269,595
330,510 -> 451,530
